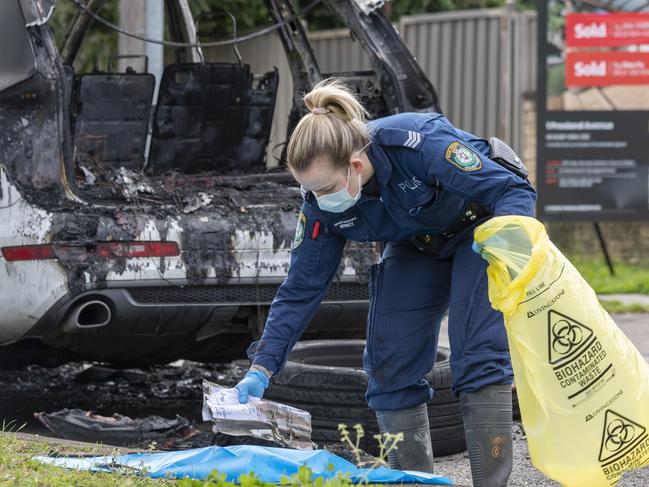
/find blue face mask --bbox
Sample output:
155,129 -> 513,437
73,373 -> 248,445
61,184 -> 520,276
316,166 -> 362,213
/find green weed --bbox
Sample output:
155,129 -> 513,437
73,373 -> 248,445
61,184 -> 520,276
0,419 -> 26,434
337,423 -> 403,470
177,465 -> 354,487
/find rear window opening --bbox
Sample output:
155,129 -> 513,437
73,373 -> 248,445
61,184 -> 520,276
66,58 -> 282,204
11,0 -> 430,209
56,0 -> 400,207
64,65 -> 392,207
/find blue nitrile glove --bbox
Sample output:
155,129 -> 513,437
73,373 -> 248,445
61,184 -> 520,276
235,367 -> 270,404
473,235 -> 509,256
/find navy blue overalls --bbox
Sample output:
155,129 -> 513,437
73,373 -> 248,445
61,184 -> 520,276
248,112 -> 537,411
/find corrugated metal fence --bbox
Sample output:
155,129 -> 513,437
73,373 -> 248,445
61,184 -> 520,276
310,7 -> 537,153
402,8 -> 536,151
206,7 -> 537,164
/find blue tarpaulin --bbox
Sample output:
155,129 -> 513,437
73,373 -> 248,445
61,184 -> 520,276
34,445 -> 453,484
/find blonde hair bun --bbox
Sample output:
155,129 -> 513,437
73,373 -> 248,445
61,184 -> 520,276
303,78 -> 368,123
288,77 -> 371,173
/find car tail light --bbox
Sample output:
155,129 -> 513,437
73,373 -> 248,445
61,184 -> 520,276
1,241 -> 180,261
95,242 -> 179,258
1,244 -> 55,261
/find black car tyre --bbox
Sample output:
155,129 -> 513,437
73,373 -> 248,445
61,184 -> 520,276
265,340 -> 466,457
265,383 -> 458,406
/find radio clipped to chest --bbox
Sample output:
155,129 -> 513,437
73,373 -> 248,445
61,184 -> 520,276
488,136 -> 528,180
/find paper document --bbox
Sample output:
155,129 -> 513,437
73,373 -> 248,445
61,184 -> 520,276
201,379 -> 313,450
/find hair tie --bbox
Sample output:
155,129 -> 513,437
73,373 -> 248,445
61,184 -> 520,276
310,107 -> 330,114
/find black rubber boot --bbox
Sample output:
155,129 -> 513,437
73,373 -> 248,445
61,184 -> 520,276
460,384 -> 513,487
375,403 -> 434,473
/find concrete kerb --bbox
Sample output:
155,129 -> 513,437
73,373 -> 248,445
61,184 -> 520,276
598,294 -> 649,307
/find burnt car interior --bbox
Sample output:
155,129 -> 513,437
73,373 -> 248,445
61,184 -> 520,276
66,26 -> 280,199
72,71 -> 155,171
148,63 -> 278,174
53,0 -> 441,204
72,62 -> 279,175
1,0 -> 441,208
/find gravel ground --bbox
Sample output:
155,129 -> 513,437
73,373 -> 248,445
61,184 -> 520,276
434,422 -> 649,486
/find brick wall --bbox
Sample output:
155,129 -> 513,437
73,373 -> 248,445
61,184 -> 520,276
546,222 -> 649,264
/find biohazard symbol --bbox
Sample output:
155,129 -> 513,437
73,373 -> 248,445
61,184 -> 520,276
599,410 -> 647,463
547,310 -> 594,365
553,320 -> 583,353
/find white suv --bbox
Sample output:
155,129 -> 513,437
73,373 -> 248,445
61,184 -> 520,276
0,0 -> 440,365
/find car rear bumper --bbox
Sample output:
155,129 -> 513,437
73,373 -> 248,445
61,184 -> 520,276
23,280 -> 370,363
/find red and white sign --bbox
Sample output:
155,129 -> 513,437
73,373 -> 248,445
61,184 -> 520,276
565,51 -> 649,87
566,13 -> 649,47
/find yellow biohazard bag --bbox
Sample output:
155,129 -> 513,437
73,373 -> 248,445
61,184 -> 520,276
473,215 -> 649,487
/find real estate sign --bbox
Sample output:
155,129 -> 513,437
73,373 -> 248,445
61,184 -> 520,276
538,2 -> 649,220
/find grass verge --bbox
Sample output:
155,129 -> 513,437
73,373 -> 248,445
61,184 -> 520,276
0,432 -> 174,486
599,300 -> 649,314
0,431 -> 370,487
568,257 -> 649,295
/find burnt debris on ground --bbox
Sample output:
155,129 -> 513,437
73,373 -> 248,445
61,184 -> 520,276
34,409 -> 205,450
0,360 -> 245,436
1,360 -> 376,460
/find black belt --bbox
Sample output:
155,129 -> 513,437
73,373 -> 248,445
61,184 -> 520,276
409,202 -> 490,255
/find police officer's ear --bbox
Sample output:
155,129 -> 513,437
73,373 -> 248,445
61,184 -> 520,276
350,158 -> 364,174
350,150 -> 373,186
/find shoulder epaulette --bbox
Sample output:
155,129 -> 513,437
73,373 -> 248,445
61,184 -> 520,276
373,127 -> 424,151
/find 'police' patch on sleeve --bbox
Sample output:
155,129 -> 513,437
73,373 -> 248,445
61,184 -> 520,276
293,212 -> 307,249
445,141 -> 483,171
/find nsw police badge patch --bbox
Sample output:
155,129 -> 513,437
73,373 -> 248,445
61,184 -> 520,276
293,211 -> 307,249
445,141 -> 482,171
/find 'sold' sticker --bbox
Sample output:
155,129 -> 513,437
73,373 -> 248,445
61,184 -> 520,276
293,212 -> 307,249
445,141 -> 482,171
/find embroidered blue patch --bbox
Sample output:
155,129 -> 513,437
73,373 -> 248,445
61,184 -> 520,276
445,141 -> 482,171
293,212 -> 306,249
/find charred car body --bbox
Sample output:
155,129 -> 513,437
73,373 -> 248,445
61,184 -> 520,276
0,0 -> 441,365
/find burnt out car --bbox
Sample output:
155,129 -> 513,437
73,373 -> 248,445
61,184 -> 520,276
0,0 -> 441,365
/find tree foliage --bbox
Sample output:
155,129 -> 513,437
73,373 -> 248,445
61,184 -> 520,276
192,0 -> 538,31
50,0 -> 118,73
190,0 -> 270,32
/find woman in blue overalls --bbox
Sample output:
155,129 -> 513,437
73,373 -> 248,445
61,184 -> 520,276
235,79 -> 536,487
